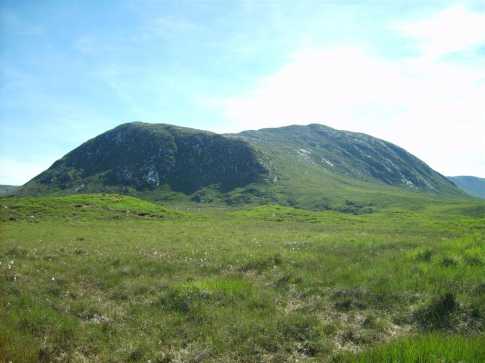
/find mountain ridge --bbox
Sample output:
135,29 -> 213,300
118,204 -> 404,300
20,122 -> 464,209
233,123 -> 455,191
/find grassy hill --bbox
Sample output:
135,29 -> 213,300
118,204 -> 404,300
449,176 -> 485,199
227,124 -> 465,211
1,194 -> 484,362
0,194 -> 182,222
236,124 -> 457,193
20,123 -> 466,210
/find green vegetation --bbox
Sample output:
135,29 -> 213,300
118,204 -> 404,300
1,194 -> 484,362
0,194 -> 181,222
335,334 -> 485,362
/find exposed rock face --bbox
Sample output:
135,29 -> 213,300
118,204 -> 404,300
24,123 -> 267,194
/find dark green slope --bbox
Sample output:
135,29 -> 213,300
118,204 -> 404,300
21,122 -> 464,209
21,123 -> 267,196
449,176 -> 485,199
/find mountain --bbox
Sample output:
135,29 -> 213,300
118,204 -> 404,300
20,122 -> 463,209
448,176 -> 485,199
0,185 -> 18,196
21,123 -> 266,194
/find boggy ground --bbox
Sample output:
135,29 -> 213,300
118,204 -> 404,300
1,195 -> 485,362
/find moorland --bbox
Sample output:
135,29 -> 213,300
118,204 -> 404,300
1,193 -> 485,362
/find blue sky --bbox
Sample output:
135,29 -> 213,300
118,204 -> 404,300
1,0 -> 484,184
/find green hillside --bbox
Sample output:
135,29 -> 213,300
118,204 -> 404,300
229,124 -> 464,210
0,194 -> 182,222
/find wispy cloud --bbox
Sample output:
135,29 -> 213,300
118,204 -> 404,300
213,4 -> 485,176
395,4 -> 485,60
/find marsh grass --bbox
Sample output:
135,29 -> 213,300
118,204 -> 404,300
0,195 -> 484,361
335,334 -> 485,362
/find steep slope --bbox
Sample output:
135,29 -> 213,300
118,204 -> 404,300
235,124 -> 457,192
226,124 -> 461,209
21,122 -> 464,209
21,123 -> 267,195
449,176 -> 485,199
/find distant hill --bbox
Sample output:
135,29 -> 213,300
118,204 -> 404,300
448,176 -> 485,199
20,122 -> 464,209
0,185 -> 18,196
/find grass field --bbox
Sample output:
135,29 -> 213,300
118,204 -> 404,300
1,195 -> 485,362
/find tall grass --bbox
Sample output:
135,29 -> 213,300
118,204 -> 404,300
1,195 -> 484,361
336,334 -> 485,362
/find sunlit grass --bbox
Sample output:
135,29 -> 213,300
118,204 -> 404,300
335,334 -> 485,362
1,195 -> 484,361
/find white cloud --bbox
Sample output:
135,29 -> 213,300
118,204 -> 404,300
214,5 -> 485,177
0,158 -> 52,186
395,4 -> 485,60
